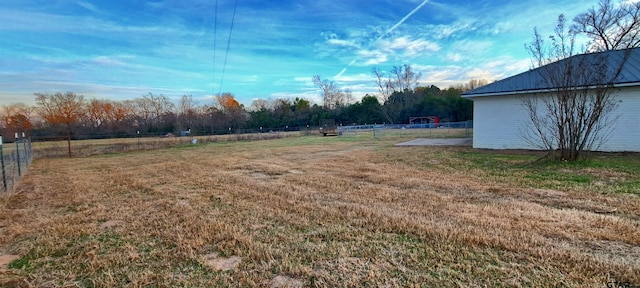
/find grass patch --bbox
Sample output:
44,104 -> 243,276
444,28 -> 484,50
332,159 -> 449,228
523,170 -> 591,185
450,149 -> 640,195
1,135 -> 638,286
7,254 -> 33,270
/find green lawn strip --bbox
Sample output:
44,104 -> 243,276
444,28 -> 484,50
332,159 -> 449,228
455,150 -> 640,195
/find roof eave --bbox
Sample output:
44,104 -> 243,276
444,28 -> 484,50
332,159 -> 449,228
462,81 -> 640,99
462,88 -> 555,99
615,81 -> 640,88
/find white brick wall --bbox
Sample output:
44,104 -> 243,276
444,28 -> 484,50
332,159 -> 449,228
471,86 -> 640,152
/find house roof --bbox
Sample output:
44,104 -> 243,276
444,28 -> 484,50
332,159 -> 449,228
462,47 -> 640,98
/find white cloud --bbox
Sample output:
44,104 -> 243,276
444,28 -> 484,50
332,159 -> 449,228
93,56 -> 128,67
76,1 -> 105,15
446,53 -> 463,62
465,68 -> 499,81
334,73 -> 372,83
379,36 -> 441,57
421,67 -> 460,83
0,92 -> 35,106
1,0 -> 610,109
358,50 -> 389,65
501,59 -> 531,75
326,39 -> 358,48
345,36 -> 441,68
240,75 -> 260,83
460,57 -> 530,83
426,21 -> 476,39
451,40 -> 493,54
491,21 -> 515,35
14,80 -> 199,103
435,40 -> 497,64
0,7 -> 195,41
428,69 -> 457,79
293,76 -> 313,84
146,1 -> 165,9
412,59 -> 517,89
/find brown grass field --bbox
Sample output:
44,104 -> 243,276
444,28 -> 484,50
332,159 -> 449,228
0,133 -> 639,287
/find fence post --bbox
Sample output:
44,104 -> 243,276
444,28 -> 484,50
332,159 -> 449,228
14,133 -> 21,177
0,136 -> 6,192
0,135 -> 9,191
27,137 -> 32,165
22,132 -> 28,168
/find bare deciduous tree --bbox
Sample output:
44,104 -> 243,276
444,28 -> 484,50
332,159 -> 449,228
86,99 -> 112,132
372,64 -> 422,98
178,95 -> 198,132
1,103 -> 35,137
250,99 -> 271,112
134,93 -> 175,132
35,92 -> 86,157
215,93 -> 247,129
465,79 -> 489,91
106,101 -> 131,133
522,11 -> 634,161
371,67 -> 394,102
216,93 -> 241,112
312,75 -> 347,109
371,64 -> 422,123
573,0 -> 640,51
391,64 -> 421,92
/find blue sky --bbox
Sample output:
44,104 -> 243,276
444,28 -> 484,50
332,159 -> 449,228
0,0 -> 603,107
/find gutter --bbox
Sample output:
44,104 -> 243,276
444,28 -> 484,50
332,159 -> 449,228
462,81 -> 640,99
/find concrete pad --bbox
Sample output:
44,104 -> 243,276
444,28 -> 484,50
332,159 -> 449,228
395,138 -> 472,146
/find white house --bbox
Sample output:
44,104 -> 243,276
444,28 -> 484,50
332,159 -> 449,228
462,48 -> 640,152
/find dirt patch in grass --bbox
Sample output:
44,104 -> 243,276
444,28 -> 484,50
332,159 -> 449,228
1,136 -> 639,286
0,255 -> 18,268
268,275 -> 303,288
202,254 -> 242,271
99,220 -> 125,230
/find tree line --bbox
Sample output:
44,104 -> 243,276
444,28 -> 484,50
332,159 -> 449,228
1,67 -> 478,142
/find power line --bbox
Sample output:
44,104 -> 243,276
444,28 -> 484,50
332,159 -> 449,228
212,0 -> 218,97
217,0 -> 238,96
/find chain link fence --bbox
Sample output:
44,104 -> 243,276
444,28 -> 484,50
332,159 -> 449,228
0,135 -> 33,192
337,121 -> 473,139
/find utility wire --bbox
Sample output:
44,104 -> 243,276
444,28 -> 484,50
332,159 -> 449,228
217,0 -> 238,96
212,0 -> 218,97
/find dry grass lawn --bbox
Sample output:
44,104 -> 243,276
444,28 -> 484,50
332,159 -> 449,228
0,135 -> 638,287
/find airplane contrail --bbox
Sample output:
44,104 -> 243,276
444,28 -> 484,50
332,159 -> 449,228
335,0 -> 431,78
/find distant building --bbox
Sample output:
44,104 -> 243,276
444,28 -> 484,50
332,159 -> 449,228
462,48 -> 640,152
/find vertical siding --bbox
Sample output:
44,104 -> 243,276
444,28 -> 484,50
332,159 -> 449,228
472,95 -> 536,150
471,87 -> 640,152
605,87 -> 640,152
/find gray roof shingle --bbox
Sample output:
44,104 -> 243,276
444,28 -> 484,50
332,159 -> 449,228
462,47 -> 640,98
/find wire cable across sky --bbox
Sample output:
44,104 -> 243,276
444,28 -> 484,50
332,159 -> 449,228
214,0 -> 238,97
334,0 -> 432,78
212,0 -> 218,96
